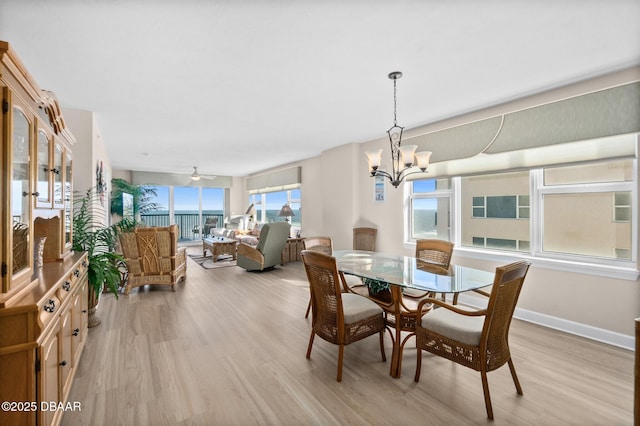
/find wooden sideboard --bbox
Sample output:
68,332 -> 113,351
0,40 -> 87,426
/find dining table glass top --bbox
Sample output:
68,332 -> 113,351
333,250 -> 495,294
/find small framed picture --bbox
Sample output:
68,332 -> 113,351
374,175 -> 385,203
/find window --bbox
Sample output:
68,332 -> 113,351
614,192 -> 631,222
409,178 -> 452,241
142,185 -> 224,241
472,195 -> 530,219
461,171 -> 530,253
408,158 -> 636,268
249,187 -> 301,228
540,160 -> 633,260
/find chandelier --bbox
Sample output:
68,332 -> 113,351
366,71 -> 432,188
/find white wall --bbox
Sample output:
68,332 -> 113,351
67,68 -> 640,348
63,108 -> 112,227
271,69 -> 640,348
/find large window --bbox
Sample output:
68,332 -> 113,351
142,185 -> 224,241
461,171 -> 530,253
249,187 -> 301,230
408,158 -> 636,267
539,160 -> 633,260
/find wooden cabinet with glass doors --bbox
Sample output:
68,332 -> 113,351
0,40 -> 88,426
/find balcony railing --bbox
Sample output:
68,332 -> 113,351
140,213 -> 224,241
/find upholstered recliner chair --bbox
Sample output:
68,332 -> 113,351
118,224 -> 187,294
202,217 -> 219,237
237,222 -> 291,271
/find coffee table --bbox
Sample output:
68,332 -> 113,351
202,237 -> 237,262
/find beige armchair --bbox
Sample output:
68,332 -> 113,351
237,222 -> 291,271
118,224 -> 187,295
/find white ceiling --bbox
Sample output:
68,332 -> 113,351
1,1 -> 639,178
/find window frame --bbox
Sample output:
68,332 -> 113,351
405,179 -> 453,242
405,158 -> 638,280
249,186 -> 301,226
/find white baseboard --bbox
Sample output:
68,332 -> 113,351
457,294 -> 635,351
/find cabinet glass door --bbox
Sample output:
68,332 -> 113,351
53,143 -> 63,207
64,151 -> 72,247
36,130 -> 51,206
11,107 -> 32,278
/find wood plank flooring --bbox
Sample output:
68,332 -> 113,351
62,247 -> 634,425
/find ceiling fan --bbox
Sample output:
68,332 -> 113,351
190,166 -> 216,181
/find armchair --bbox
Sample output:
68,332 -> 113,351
118,224 -> 187,295
301,250 -> 387,382
237,222 -> 291,271
353,227 -> 377,251
414,260 -> 531,419
203,217 -> 219,236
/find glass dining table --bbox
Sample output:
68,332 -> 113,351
333,250 -> 495,378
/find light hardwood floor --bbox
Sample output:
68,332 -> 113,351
62,247 -> 634,425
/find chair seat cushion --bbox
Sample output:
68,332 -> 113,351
421,307 -> 484,346
402,287 -> 430,298
342,274 -> 363,287
342,293 -> 383,324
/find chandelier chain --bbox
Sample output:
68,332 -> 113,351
393,78 -> 398,126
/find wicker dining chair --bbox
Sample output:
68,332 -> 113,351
362,239 -> 455,376
353,227 -> 377,251
303,237 -> 364,318
414,260 -> 531,420
403,239 -> 455,301
303,237 -> 333,318
301,250 -> 387,382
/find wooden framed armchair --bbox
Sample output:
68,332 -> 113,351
237,222 -> 291,271
118,224 -> 187,295
303,236 -> 362,318
414,260 -> 531,420
301,250 -> 387,382
353,227 -> 377,251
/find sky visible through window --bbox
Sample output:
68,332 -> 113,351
145,186 -> 224,212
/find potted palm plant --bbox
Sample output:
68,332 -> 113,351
73,188 -> 123,327
110,178 -> 161,221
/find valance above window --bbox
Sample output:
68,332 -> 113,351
247,166 -> 301,194
131,171 -> 233,188
403,81 -> 640,179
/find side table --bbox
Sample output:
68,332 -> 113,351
281,237 -> 304,265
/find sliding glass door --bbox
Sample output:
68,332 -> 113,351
142,185 -> 224,241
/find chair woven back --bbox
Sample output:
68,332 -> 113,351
481,260 -> 530,371
119,225 -> 179,275
303,236 -> 333,256
118,224 -> 187,294
353,227 -> 377,251
415,239 -> 454,268
301,250 -> 344,344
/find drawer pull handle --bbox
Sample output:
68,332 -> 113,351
82,260 -> 88,267
82,309 -> 87,313
62,281 -> 71,291
74,269 -> 80,277
59,360 -> 67,366
22,191 -> 40,197
73,328 -> 80,336
43,300 -> 55,313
